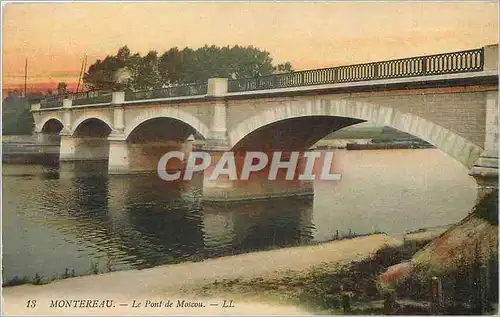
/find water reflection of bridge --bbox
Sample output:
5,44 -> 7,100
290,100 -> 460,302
44,162 -> 314,269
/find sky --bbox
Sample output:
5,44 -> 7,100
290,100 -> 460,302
2,1 -> 498,92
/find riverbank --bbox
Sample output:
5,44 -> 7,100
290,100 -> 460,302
312,138 -> 434,150
3,234 -> 408,315
2,134 -> 434,164
2,135 -> 59,164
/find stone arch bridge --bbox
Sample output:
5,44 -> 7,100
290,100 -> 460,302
31,45 -> 499,197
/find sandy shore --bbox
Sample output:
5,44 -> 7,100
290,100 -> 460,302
2,234 -> 403,316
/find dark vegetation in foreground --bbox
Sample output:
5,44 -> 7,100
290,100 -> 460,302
395,190 -> 498,315
195,240 -> 431,314
2,95 -> 34,135
198,240 -> 497,315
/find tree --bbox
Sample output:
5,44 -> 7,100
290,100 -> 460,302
130,51 -> 161,90
2,95 -> 34,135
83,46 -> 132,90
83,44 -> 294,91
226,45 -> 275,79
158,45 -> 279,84
116,46 -> 131,62
274,62 -> 294,74
159,47 -> 183,86
56,82 -> 68,95
83,58 -> 114,90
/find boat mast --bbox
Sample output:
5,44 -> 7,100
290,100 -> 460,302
24,58 -> 28,97
76,54 -> 87,93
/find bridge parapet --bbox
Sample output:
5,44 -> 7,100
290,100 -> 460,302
40,95 -> 65,109
483,44 -> 498,71
72,91 -> 112,106
207,78 -> 228,96
30,103 -> 41,112
228,47 -> 486,93
62,98 -> 72,109
111,91 -> 125,105
123,83 -> 207,102
32,45 -> 497,110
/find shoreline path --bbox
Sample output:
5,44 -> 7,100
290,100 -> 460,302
3,234 -> 403,315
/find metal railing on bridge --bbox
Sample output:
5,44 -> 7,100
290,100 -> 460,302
37,47 -> 485,108
228,48 -> 484,92
124,83 -> 208,101
39,91 -> 113,109
72,91 -> 112,106
40,95 -> 64,109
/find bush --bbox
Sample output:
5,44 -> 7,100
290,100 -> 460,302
90,261 -> 100,275
2,275 -> 31,287
32,273 -> 43,285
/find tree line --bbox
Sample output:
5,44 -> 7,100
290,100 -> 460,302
83,45 -> 293,91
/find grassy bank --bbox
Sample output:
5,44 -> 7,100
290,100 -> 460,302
186,239 -> 432,315
398,190 -> 499,315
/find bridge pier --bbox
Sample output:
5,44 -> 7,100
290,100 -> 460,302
28,132 -> 61,162
472,175 -> 498,203
204,78 -> 230,151
34,131 -> 60,145
108,138 -> 130,174
201,151 -> 316,202
59,134 -> 77,161
59,134 -> 110,161
469,89 -> 498,201
203,138 -> 230,152
108,136 -> 194,174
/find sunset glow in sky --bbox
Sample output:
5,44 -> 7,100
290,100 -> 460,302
2,1 -> 498,91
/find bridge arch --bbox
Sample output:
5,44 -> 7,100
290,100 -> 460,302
71,114 -> 113,136
228,99 -> 484,169
123,108 -> 209,140
67,117 -> 113,161
36,116 -> 64,133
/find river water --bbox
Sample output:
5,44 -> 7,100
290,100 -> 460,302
2,149 -> 478,283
